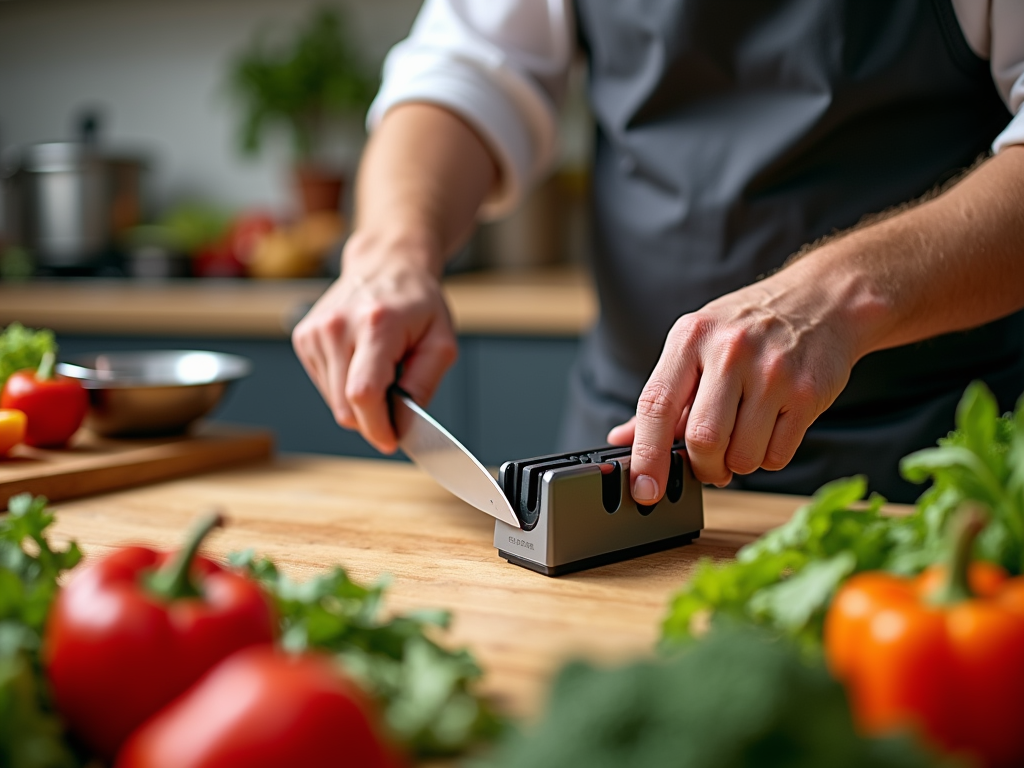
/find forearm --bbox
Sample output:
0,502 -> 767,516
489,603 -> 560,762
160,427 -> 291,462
348,102 -> 499,276
794,145 -> 1024,359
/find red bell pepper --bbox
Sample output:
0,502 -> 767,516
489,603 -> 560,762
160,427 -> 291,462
116,646 -> 400,768
0,351 -> 87,447
45,514 -> 277,760
825,508 -> 1024,768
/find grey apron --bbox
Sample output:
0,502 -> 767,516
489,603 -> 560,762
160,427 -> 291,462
561,0 -> 1022,503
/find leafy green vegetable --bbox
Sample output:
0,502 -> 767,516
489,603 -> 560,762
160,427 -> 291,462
229,8 -> 376,160
158,203 -> 231,255
0,324 -> 56,390
902,381 -> 1024,574
475,624 -> 952,768
661,381 -> 1024,648
0,494 -> 83,768
229,550 -> 503,758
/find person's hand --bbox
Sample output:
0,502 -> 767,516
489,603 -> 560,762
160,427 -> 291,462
291,233 -> 457,454
608,261 -> 867,502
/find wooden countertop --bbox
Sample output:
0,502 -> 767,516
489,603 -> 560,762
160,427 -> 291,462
0,267 -> 598,339
46,454 -> 806,720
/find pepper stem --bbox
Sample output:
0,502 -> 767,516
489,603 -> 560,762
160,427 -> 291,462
37,351 -> 55,381
147,512 -> 225,601
929,504 -> 987,606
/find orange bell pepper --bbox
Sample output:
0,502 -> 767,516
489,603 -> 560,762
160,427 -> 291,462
825,509 -> 1024,768
0,408 -> 26,455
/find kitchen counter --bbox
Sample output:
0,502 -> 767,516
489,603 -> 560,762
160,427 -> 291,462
46,453 -> 810,720
0,267 -> 598,339
4,267 -> 596,462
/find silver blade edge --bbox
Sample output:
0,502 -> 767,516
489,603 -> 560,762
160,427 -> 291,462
393,394 -> 521,529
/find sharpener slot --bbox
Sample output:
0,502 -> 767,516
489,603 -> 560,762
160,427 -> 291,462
667,451 -> 684,503
497,442 -> 687,531
601,461 -> 622,513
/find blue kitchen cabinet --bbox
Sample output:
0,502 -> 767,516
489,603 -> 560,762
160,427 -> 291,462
55,334 -> 580,465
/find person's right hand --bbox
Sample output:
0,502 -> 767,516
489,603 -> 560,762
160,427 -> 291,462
291,232 -> 458,454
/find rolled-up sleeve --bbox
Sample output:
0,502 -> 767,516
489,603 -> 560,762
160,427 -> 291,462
368,0 -> 574,219
983,2 -> 1024,152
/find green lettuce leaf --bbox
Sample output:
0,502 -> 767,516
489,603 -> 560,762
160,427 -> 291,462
0,324 -> 56,390
661,381 -> 1024,649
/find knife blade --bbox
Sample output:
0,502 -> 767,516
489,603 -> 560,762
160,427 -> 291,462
390,388 -> 521,529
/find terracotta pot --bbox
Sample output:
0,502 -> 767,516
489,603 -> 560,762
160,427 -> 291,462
294,165 -> 345,214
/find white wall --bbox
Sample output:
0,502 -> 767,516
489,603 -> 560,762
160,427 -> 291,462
0,0 -> 422,215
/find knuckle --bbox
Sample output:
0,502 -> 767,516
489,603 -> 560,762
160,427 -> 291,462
345,379 -> 381,407
725,445 -> 759,475
762,445 -> 795,471
632,439 -> 670,464
436,337 -> 459,366
761,354 -> 794,388
716,326 -> 753,364
668,313 -> 709,347
788,378 -> 823,419
323,312 -> 348,338
636,380 -> 677,420
361,302 -> 393,333
685,421 -> 723,455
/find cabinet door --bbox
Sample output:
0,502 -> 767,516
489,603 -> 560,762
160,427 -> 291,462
54,333 -> 580,464
463,336 -> 580,466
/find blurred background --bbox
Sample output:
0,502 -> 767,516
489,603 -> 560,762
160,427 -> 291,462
0,0 -> 598,463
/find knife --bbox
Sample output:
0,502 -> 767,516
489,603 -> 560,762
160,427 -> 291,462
390,387 -> 521,529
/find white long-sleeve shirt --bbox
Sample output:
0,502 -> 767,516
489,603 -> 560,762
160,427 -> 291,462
368,0 -> 1024,218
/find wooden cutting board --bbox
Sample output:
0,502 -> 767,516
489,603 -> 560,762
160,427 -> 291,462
0,423 -> 274,508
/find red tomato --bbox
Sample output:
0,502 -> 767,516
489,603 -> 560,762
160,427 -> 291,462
193,239 -> 246,278
115,647 -> 400,768
1,356 -> 87,448
228,211 -> 277,266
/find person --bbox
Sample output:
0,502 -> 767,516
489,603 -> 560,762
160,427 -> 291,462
293,0 -> 1024,504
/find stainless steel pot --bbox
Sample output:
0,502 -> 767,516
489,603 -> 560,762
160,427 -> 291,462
2,118 -> 146,269
8,142 -> 111,267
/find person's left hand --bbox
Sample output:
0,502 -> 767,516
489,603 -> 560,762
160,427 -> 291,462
607,259 -> 871,502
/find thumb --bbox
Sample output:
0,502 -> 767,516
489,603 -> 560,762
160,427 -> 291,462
607,417 -> 636,446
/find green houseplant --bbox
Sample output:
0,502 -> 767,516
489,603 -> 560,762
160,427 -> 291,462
230,8 -> 376,213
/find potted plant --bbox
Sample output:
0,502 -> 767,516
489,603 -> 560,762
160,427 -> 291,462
229,8 -> 376,214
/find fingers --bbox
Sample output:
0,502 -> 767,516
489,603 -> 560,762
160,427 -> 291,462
293,318 -> 343,423
608,405 -> 689,446
762,407 -> 813,471
629,326 -> 701,503
346,312 -> 406,454
606,417 -> 635,446
321,333 -> 355,429
398,317 -> 458,406
291,261 -> 461,456
722,389 -> 780,476
683,358 -> 743,487
293,310 -> 357,429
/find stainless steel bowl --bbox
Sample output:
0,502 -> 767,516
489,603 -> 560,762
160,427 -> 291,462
57,351 -> 252,437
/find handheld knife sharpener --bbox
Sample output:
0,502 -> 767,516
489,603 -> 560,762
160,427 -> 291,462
494,443 -> 703,576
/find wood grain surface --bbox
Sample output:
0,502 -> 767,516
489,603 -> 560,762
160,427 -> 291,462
0,424 -> 273,508
0,267 -> 598,339
0,279 -> 326,338
45,455 -> 807,721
